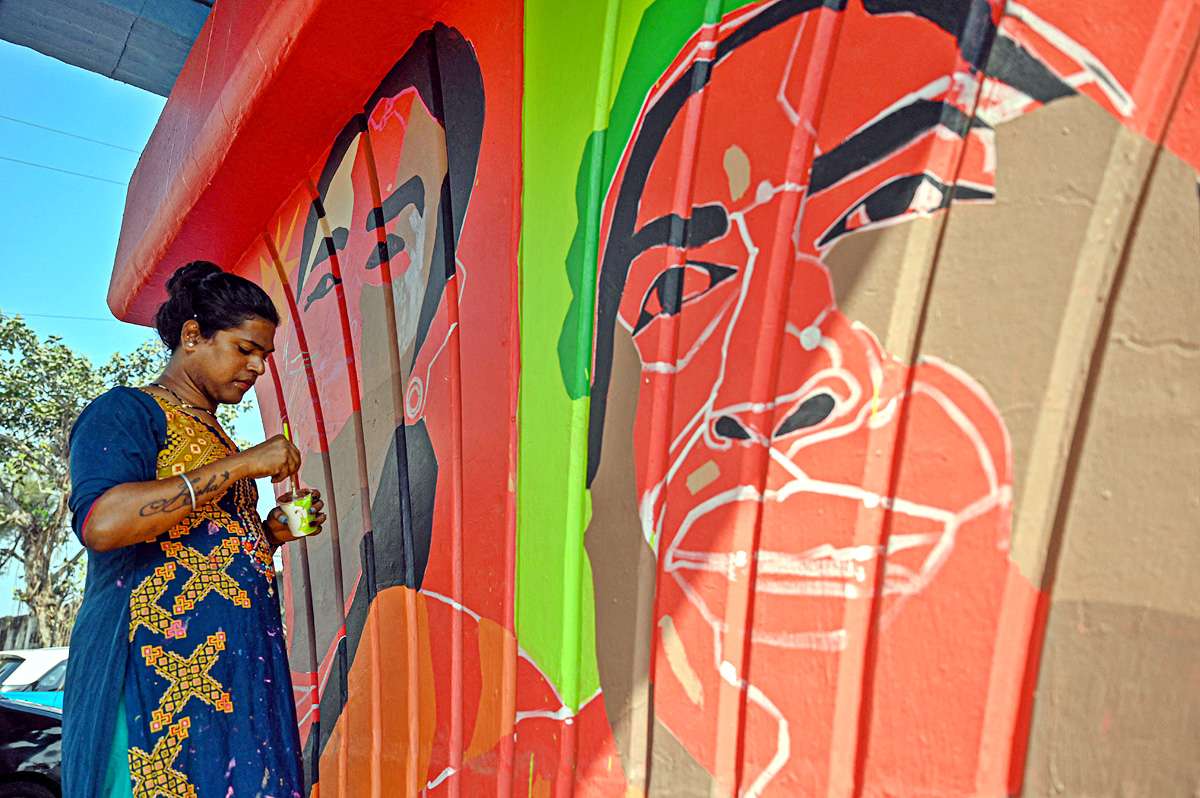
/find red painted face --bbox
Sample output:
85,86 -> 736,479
601,5 -> 1001,634
593,5 -> 1017,793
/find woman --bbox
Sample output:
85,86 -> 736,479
63,261 -> 325,798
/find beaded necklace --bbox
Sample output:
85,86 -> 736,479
151,382 -> 218,418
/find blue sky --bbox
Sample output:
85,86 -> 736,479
0,40 -> 161,363
0,40 -> 269,618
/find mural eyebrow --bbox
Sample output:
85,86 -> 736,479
308,226 -> 349,270
370,175 -> 426,230
630,205 -> 730,257
810,100 -> 975,195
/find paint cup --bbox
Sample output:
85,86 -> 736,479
277,489 -> 317,537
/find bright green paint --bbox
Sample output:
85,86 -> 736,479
517,0 -> 614,704
557,0 -> 744,392
516,0 -> 759,706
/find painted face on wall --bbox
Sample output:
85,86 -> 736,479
592,1 -> 993,652
583,2 -> 1025,793
272,24 -> 487,771
297,90 -> 450,382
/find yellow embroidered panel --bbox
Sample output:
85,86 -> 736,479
142,631 -> 233,732
161,539 -> 251,612
129,717 -> 196,798
129,562 -> 181,641
123,390 -> 273,787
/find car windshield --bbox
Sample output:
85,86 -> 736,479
0,656 -> 24,687
30,659 -> 67,692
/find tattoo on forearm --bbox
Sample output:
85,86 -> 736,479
138,471 -> 232,517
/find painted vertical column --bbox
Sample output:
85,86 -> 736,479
267,356 -> 324,793
359,124 -> 425,797
848,4 -> 1007,794
556,1 -> 623,794
303,172 -> 387,798
712,9 -> 848,795
499,19 -> 526,794
262,231 -> 352,796
430,34 -> 467,798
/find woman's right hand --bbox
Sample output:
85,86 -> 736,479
238,434 -> 301,483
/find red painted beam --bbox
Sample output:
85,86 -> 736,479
109,0 -> 438,325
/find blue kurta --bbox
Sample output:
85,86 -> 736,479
64,386 -> 302,798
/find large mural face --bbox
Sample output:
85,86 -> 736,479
579,4 -> 1022,795
111,0 -> 1200,795
572,0 -> 1153,795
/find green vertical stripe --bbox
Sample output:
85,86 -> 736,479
518,0 -> 761,705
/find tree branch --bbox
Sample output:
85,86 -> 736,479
51,547 -> 85,585
0,431 -> 53,474
0,545 -> 24,573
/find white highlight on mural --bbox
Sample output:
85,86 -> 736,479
393,206 -> 428,360
1006,2 -> 1135,118
776,11 -> 810,127
407,320 -> 458,419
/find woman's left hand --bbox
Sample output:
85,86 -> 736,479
264,490 -> 327,545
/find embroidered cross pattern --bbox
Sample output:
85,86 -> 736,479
162,538 -> 251,611
129,717 -> 197,798
129,562 -> 179,641
161,415 -> 222,477
142,632 -> 233,732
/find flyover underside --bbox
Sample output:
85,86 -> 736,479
0,0 -> 210,96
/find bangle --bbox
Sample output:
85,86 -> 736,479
179,474 -> 197,511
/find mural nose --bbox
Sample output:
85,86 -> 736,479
713,415 -> 751,441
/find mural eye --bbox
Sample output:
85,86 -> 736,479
303,272 -> 342,311
365,233 -> 407,270
633,260 -> 737,334
331,226 -> 350,251
775,393 -> 836,438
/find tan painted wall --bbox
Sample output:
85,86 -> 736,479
828,86 -> 1200,798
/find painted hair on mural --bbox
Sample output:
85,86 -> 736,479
297,21 -> 485,361
154,260 -> 280,351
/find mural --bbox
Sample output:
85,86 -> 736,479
108,0 -> 1200,795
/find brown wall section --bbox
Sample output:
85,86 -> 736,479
1023,145 -> 1200,796
827,87 -> 1200,797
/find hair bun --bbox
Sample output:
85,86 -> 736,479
165,261 -> 223,299
154,260 -> 278,351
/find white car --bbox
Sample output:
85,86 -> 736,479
0,647 -> 69,693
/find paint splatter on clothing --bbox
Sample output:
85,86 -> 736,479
65,386 -> 302,798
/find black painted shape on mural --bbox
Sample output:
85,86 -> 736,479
298,114 -> 367,300
373,421 -> 438,592
714,416 -> 752,441
634,260 -> 737,335
303,272 -> 342,312
371,175 -> 426,231
776,393 -> 837,437
818,173 -> 993,247
364,235 -> 406,271
984,34 -> 1077,105
631,206 -> 730,258
810,100 -> 972,195
301,717 -> 320,796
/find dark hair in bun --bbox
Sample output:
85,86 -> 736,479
154,261 -> 280,351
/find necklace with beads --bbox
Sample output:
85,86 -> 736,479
152,382 -> 218,418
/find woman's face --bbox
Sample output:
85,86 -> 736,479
188,316 -> 276,405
